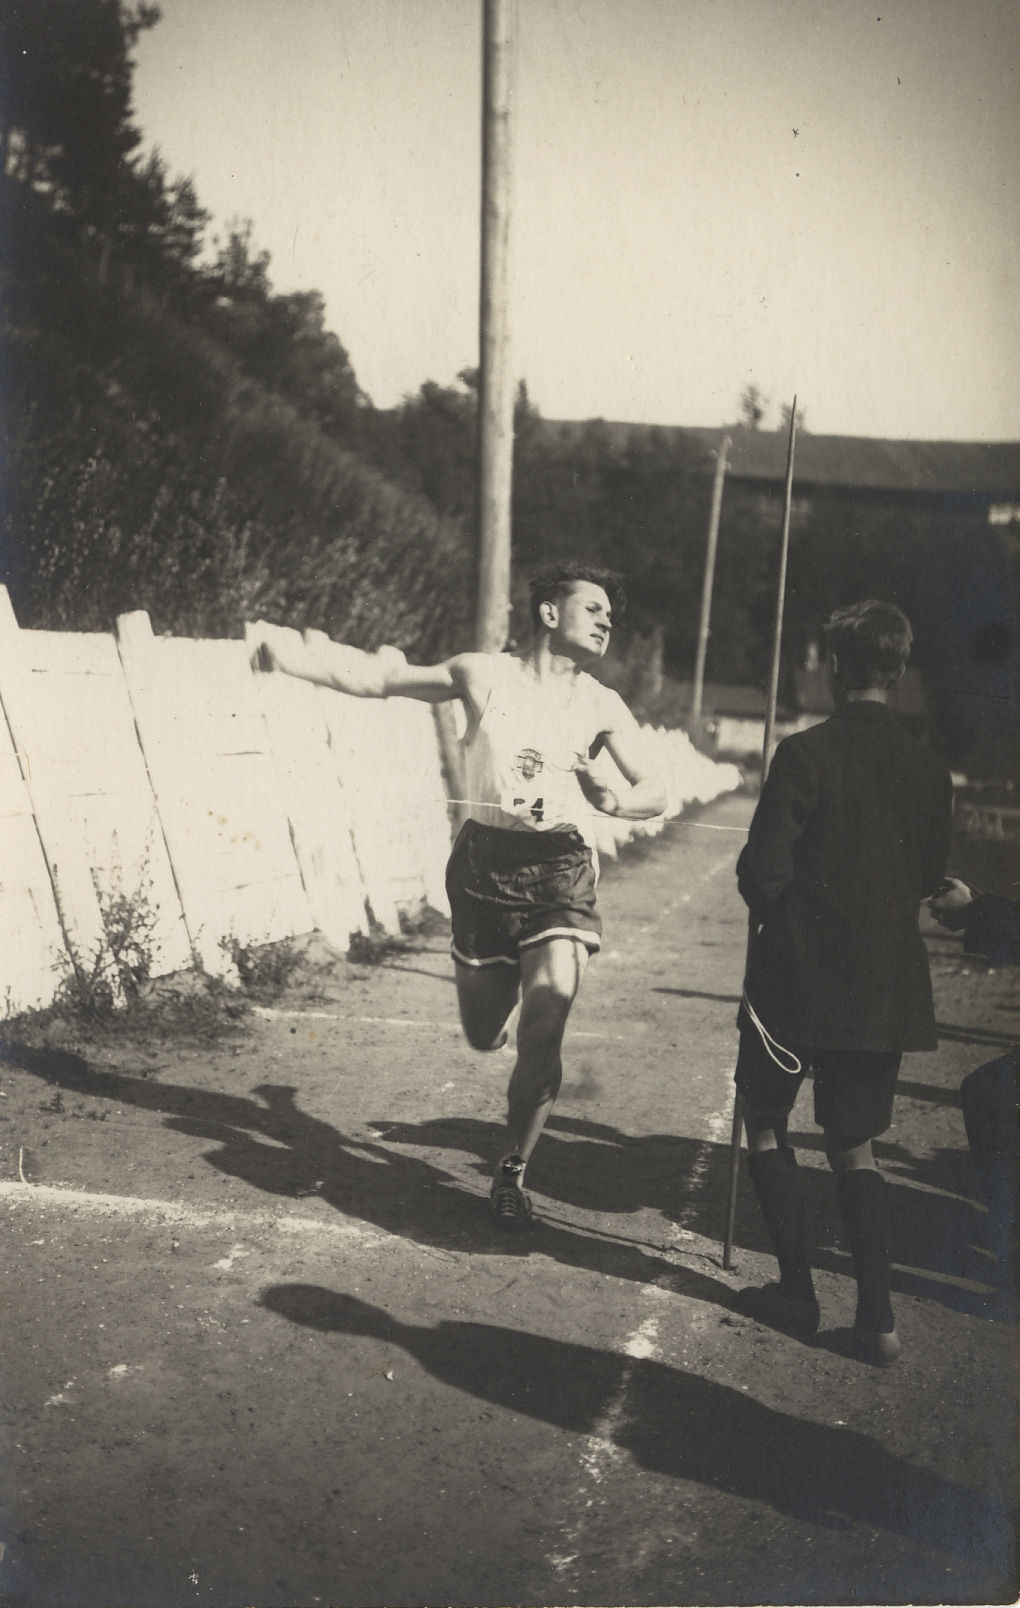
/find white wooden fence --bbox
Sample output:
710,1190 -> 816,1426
0,590 -> 740,1018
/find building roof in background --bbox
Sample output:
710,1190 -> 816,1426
791,664 -> 927,717
696,428 -> 1020,498
672,681 -> 781,719
673,668 -> 927,721
542,419 -> 1020,500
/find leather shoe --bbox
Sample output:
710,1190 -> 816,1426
850,1325 -> 902,1367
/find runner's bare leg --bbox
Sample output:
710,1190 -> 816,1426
503,937 -> 589,1165
454,962 -> 521,1052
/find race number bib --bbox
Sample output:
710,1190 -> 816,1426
499,785 -> 546,825
502,746 -> 549,824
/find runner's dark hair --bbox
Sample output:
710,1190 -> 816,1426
824,600 -> 912,690
528,562 -> 626,630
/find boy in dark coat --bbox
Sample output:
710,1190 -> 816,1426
735,600 -> 953,1365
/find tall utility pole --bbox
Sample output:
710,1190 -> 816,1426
475,0 -> 516,653
690,433 -> 730,726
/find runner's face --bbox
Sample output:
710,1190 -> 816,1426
550,582 -> 613,659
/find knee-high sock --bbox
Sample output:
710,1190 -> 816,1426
747,1149 -> 815,1302
836,1169 -> 895,1333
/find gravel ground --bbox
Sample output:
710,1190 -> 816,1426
0,793 -> 1015,1608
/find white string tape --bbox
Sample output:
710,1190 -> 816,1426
741,990 -> 802,1076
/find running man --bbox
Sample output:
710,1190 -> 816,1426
249,563 -> 666,1227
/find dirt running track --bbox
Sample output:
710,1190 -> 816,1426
0,792 -> 1015,1608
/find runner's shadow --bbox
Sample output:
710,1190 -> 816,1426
260,1284 -> 1012,1602
372,1111 -> 731,1225
0,1042 -> 738,1312
375,1110 -> 1004,1317
163,1091 -> 737,1306
7,1042 -> 994,1316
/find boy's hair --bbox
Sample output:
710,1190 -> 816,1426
824,600 -> 913,690
528,562 -> 626,630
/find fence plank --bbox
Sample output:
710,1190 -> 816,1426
0,592 -> 192,1000
116,613 -> 313,972
0,640 -> 70,1012
317,692 -> 452,931
0,603 -> 742,1021
245,625 -> 369,949
0,608 -> 194,987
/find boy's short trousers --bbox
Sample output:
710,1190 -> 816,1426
735,1020 -> 901,1146
446,819 -> 601,967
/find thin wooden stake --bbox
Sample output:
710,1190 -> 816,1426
691,434 -> 730,727
722,399 -> 799,1272
761,400 -> 799,775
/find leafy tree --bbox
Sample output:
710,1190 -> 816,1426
779,400 -> 807,434
739,383 -> 768,429
207,217 -> 272,301
243,289 -> 366,436
199,223 -> 365,437
380,371 -> 480,520
0,1 -> 160,261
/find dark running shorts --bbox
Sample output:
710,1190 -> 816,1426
446,819 -> 601,968
735,1021 -> 902,1146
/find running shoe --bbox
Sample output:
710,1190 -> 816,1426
490,1154 -> 533,1230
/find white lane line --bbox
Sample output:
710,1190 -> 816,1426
674,841 -> 744,1231
701,849 -> 740,882
253,1007 -> 461,1029
673,1071 -> 738,1237
555,1306 -> 671,1574
0,1179 -> 390,1245
551,1291 -> 676,1579
551,840 -> 742,1582
251,1006 -> 624,1041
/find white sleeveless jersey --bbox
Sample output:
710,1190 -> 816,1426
463,655 -> 631,851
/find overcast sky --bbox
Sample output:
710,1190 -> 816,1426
132,0 -> 1020,441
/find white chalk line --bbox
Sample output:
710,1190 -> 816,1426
252,1006 -> 626,1041
254,1006 -> 462,1029
9,832 -> 745,1581
550,844 -> 739,1580
0,1178 -> 390,1247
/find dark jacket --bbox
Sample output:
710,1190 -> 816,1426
958,892 -> 1020,968
738,701 -> 953,1051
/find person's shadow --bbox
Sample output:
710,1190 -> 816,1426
373,1105 -> 1004,1319
0,1042 -> 737,1310
260,1283 -> 1014,1604
4,1039 -> 1002,1320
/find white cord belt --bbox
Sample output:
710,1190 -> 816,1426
741,989 -> 802,1076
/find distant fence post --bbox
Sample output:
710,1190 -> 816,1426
0,588 -> 114,986
115,609 -> 214,972
0,588 -> 76,1009
244,621 -> 370,949
116,610 -> 315,974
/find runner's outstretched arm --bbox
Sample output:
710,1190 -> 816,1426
249,622 -> 488,707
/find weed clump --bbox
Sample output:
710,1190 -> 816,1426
54,877 -> 161,1021
345,905 -> 449,967
220,936 -> 305,999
